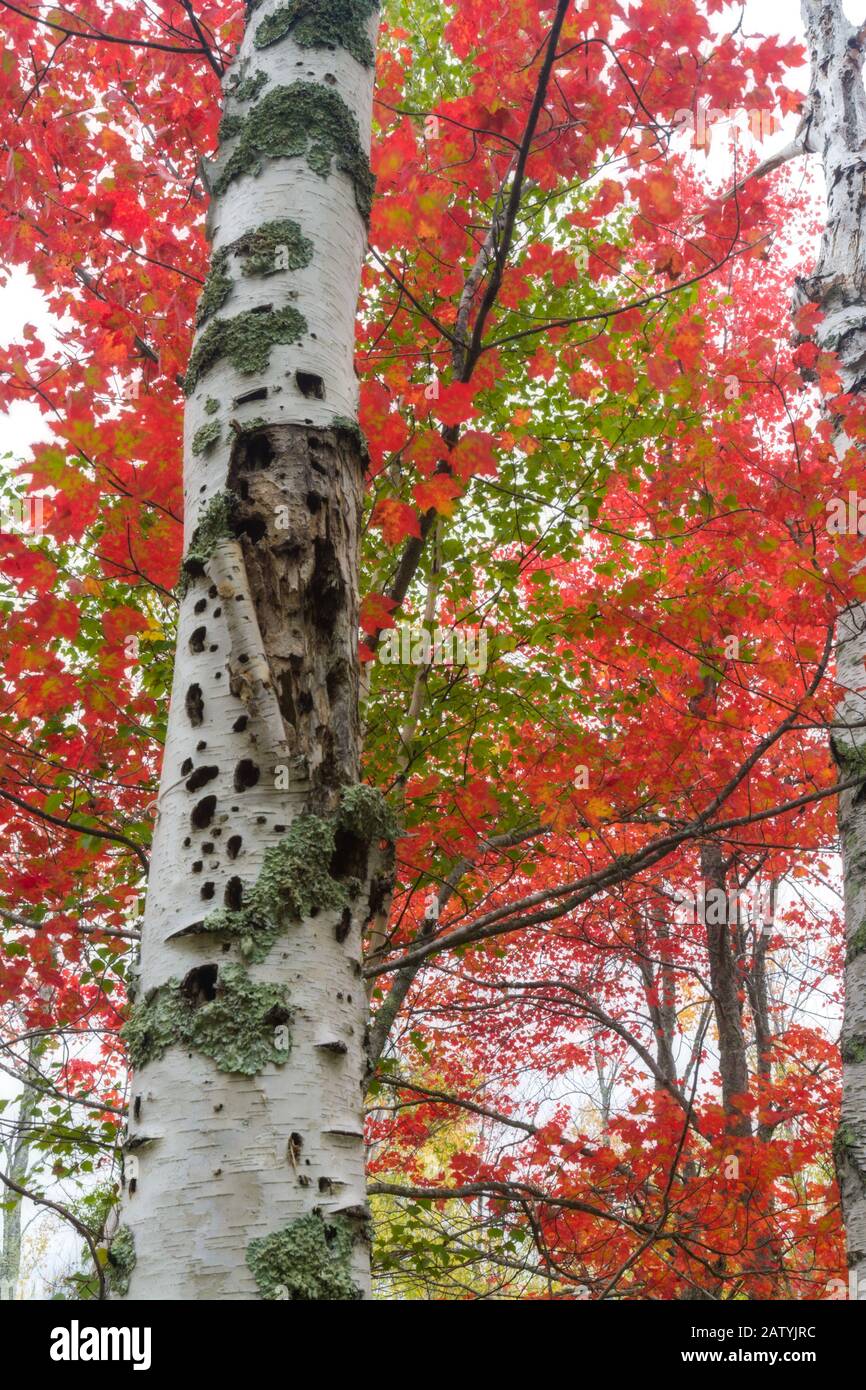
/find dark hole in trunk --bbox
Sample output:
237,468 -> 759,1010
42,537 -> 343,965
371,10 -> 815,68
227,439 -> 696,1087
191,794 -> 218,829
296,370 -> 325,400
235,512 -> 267,544
234,387 -> 268,406
309,537 -> 344,631
241,431 -> 274,471
186,684 -> 204,726
234,759 -> 260,792
330,827 -> 368,883
224,876 -> 244,910
181,963 -> 219,1007
190,626 -> 207,653
186,765 -> 219,793
227,834 -> 243,860
263,1004 -> 291,1028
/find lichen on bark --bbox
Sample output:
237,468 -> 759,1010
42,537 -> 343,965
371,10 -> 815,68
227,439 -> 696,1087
253,0 -> 379,67
211,82 -> 375,220
196,254 -> 234,326
179,489 -> 238,594
106,1226 -> 136,1297
185,305 -> 308,393
195,789 -> 395,961
197,219 -> 313,327
234,217 -> 314,277
123,965 -> 292,1075
848,920 -> 866,965
339,782 -> 398,841
192,421 -> 222,455
331,414 -> 369,462
202,814 -> 354,963
231,68 -> 270,102
245,1211 -> 363,1300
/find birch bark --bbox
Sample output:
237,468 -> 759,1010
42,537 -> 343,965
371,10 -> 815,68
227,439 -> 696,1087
114,0 -> 384,1301
799,0 -> 866,1293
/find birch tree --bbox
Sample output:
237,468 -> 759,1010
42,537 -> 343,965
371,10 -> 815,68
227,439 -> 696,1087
794,0 -> 866,1294
0,1054 -> 38,1300
748,0 -> 866,1293
113,1 -> 385,1300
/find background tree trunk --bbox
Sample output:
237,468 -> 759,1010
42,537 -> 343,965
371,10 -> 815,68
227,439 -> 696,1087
115,0 -> 383,1301
800,0 -> 866,1297
0,1046 -> 37,1299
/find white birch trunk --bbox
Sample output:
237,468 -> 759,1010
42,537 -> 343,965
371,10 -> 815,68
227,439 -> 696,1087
800,0 -> 866,1296
114,0 -> 384,1301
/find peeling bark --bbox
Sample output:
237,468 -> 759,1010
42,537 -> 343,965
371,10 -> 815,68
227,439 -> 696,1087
117,0 -> 381,1300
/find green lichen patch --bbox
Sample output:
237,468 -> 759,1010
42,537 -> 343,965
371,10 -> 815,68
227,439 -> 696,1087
212,82 -> 375,222
831,734 -> 866,781
197,220 -> 311,328
123,965 -> 292,1075
218,109 -> 244,143
842,1034 -> 866,1065
246,1212 -> 363,1300
331,414 -> 369,462
254,0 -> 378,67
196,253 -> 234,327
192,421 -> 222,455
179,489 -> 238,595
185,304 -> 308,394
338,783 -> 398,842
231,416 -> 269,436
232,68 -> 270,102
232,218 -> 314,277
848,920 -> 866,966
205,397 -> 221,415
834,1121 -> 866,1191
106,1225 -> 136,1297
201,815 -> 353,963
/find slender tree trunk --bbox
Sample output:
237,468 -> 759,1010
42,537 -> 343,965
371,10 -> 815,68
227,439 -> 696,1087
115,1 -> 385,1300
638,889 -> 678,1092
702,843 -> 751,1139
0,1064 -> 37,1298
798,0 -> 866,1296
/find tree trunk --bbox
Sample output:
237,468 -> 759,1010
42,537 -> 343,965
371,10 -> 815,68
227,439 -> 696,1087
0,1063 -> 37,1299
799,0 -> 866,1297
114,0 -> 384,1301
702,843 -> 751,1138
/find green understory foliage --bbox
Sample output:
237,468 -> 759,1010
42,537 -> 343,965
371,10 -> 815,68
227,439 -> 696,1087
105,1226 -> 136,1297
